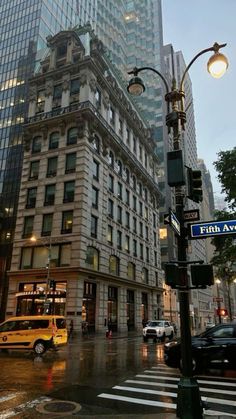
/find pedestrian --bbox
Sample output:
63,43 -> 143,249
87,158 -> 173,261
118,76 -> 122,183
68,319 -> 73,339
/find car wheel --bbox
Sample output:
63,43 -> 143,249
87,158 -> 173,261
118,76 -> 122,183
143,336 -> 148,342
161,333 -> 166,342
169,332 -> 174,340
34,340 -> 46,355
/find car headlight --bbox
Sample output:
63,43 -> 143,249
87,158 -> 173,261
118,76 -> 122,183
165,340 -> 178,348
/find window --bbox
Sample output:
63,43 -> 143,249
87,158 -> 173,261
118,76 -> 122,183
32,136 -> 41,154
92,159 -> 99,180
125,235 -> 130,253
140,243 -> 143,259
29,160 -> 39,180
144,188 -> 148,201
133,195 -> 137,211
91,215 -> 98,238
139,145 -> 143,162
107,225 -> 113,244
133,239 -> 137,257
109,255 -> 120,275
47,156 -> 57,177
49,132 -> 59,150
142,267 -> 149,284
23,216 -> 34,238
61,210 -> 73,233
42,213 -> 53,236
57,43 -> 67,58
125,168 -> 130,184
145,226 -> 149,240
92,135 -> 100,153
139,201 -> 143,217
144,152 -> 148,168
63,181 -> 75,203
109,151 -> 114,168
117,182 -> 122,199
26,187 -> 37,208
53,84 -> 62,99
133,137 -> 137,154
117,160 -> 122,176
85,246 -> 99,270
126,211 -> 130,229
139,222 -> 143,237
36,90 -> 45,113
146,247 -> 149,262
144,206 -> 148,220
117,205 -> 122,224
153,231 -> 157,247
92,186 -> 99,208
154,251 -> 157,267
153,213 -> 156,228
109,106 -> 115,125
70,78 -> 80,95
95,88 -> 101,107
44,184 -> 55,206
117,230 -> 122,249
125,189 -> 130,205
119,119 -> 123,135
108,199 -> 114,218
127,262 -> 135,280
138,182 -> 142,196
133,216 -> 137,233
108,174 -> 114,192
67,127 -> 78,145
21,244 -> 70,269
132,175 -> 136,190
65,153 -> 76,173
126,128 -> 130,146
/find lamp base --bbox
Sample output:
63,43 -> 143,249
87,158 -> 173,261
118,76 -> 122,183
176,377 -> 203,419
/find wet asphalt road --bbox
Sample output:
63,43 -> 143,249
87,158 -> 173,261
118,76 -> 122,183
0,334 -> 236,418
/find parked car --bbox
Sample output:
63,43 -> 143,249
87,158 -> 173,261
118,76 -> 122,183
164,322 -> 236,373
143,320 -> 174,342
205,321 -> 215,330
0,315 -> 67,355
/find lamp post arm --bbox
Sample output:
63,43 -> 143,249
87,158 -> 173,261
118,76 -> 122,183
128,66 -> 170,95
180,43 -> 227,101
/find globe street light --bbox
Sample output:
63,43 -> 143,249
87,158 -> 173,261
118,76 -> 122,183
127,42 -> 228,419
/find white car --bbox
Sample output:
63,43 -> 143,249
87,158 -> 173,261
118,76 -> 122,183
143,320 -> 174,342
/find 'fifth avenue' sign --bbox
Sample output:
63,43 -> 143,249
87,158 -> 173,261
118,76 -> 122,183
190,219 -> 236,239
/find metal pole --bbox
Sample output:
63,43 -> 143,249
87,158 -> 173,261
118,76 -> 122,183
217,283 -> 222,323
43,238 -> 51,314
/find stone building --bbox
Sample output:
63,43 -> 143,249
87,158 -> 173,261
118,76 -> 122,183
7,28 -> 163,333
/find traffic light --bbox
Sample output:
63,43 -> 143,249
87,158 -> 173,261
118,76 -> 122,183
164,264 -> 185,288
49,279 -> 55,289
191,264 -> 214,287
216,308 -> 228,317
187,168 -> 203,203
167,150 -> 185,187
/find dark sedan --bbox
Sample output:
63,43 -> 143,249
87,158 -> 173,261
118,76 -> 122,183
164,322 -> 236,373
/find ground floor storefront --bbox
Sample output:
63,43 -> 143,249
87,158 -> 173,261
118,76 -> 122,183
6,268 -> 164,334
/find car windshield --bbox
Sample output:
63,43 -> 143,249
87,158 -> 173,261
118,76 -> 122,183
147,321 -> 164,327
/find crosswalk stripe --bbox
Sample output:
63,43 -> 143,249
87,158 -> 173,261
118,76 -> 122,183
113,385 -> 176,398
98,393 -> 176,409
0,393 -> 22,403
203,410 -> 236,418
138,373 -> 236,388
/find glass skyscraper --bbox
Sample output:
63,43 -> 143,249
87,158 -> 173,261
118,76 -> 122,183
0,0 -> 79,316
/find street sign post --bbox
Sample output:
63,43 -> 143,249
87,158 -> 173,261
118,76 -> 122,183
189,219 -> 236,239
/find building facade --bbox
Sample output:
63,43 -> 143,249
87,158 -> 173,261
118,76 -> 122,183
7,29 -> 163,333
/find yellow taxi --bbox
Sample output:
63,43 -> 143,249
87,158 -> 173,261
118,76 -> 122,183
0,315 -> 67,355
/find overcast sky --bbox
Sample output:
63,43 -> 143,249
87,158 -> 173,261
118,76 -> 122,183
162,0 -> 236,199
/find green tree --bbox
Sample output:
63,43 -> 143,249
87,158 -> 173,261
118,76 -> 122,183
213,147 -> 236,210
211,210 -> 236,268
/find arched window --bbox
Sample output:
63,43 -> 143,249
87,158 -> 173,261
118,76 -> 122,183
85,246 -> 99,270
108,151 -> 114,168
49,131 -> 59,150
117,159 -> 122,176
109,255 -> 120,276
127,262 -> 135,280
32,136 -> 42,154
125,168 -> 130,184
67,127 -> 78,145
142,267 -> 149,284
92,135 -> 100,153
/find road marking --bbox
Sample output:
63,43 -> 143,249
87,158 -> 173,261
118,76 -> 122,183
0,396 -> 52,418
138,373 -> 236,388
98,393 -> 176,409
203,410 -> 236,418
0,393 -> 23,403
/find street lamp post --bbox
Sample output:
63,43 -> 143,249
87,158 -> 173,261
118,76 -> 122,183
215,278 -> 222,324
127,42 -> 228,419
30,236 -> 52,314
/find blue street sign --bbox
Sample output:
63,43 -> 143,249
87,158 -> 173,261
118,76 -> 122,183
169,208 -> 181,236
190,219 -> 236,238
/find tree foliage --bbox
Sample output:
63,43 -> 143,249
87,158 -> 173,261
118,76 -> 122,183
213,147 -> 236,210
